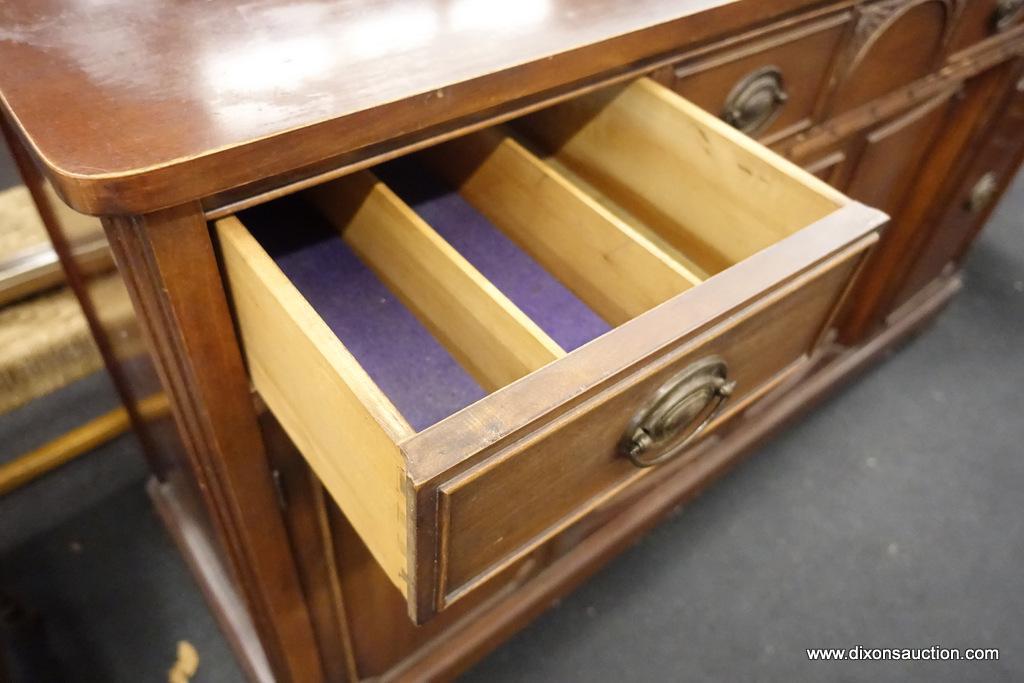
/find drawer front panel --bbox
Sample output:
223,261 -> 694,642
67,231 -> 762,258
436,242 -> 869,604
664,13 -> 850,141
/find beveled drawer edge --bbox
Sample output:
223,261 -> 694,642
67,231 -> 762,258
402,203 -> 885,486
432,233 -> 878,611
436,355 -> 811,611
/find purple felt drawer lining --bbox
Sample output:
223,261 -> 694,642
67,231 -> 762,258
376,158 -> 612,352
239,161 -> 611,432
240,198 -> 485,432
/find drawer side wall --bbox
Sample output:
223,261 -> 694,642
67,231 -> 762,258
216,216 -> 411,596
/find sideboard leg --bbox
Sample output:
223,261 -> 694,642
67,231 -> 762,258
103,205 -> 324,683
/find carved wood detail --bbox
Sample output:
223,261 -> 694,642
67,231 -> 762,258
846,0 -> 963,74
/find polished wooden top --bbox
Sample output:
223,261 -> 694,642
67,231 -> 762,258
0,0 -> 812,215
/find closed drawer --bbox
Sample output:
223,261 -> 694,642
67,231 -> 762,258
216,78 -> 885,623
660,12 -> 851,141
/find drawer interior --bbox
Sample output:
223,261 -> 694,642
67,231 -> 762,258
215,77 -> 867,613
224,78 -> 844,433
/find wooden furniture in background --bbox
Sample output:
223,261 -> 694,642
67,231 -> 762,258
1,1 -> 1021,680
0,129 -> 174,497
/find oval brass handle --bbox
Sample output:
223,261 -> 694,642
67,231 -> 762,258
993,0 -> 1024,32
722,66 -> 789,136
621,357 -> 737,468
965,172 -> 999,214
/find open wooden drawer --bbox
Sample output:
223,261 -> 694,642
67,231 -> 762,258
215,77 -> 885,623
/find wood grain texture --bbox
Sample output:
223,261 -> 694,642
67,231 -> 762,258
832,87 -> 961,340
326,492 -> 550,679
103,206 -> 323,683
232,274 -> 954,682
420,127 -> 701,326
308,171 -> 565,392
950,0 -> 1024,53
260,414 -> 359,683
404,201 -> 884,621
388,273 -> 963,683
0,0 -> 826,215
665,11 -> 851,142
437,238 -> 871,604
893,59 -> 1024,307
779,24 -> 1024,161
775,21 -> 1024,339
844,87 -> 960,214
824,0 -> 960,115
518,78 -> 845,273
209,76 -> 882,623
215,214 -> 412,597
11,2 -> 1015,677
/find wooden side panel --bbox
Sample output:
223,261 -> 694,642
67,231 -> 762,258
519,78 -> 844,274
328,500 -> 548,679
104,207 -> 323,682
261,413 -> 358,683
435,238 -> 872,605
421,128 -> 701,326
308,171 -> 564,392
216,215 -> 412,596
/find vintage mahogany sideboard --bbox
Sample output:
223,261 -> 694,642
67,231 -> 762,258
2,0 -> 1022,680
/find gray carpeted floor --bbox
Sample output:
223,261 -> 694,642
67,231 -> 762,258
463,172 -> 1024,682
0,372 -> 147,550
0,152 -> 243,681
0,151 -> 1021,681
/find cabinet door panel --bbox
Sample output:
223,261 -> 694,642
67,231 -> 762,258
894,67 -> 1024,307
843,89 -> 958,213
831,88 -> 962,341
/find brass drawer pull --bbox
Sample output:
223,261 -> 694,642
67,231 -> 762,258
994,0 -> 1024,32
621,357 -> 736,468
722,66 -> 789,136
